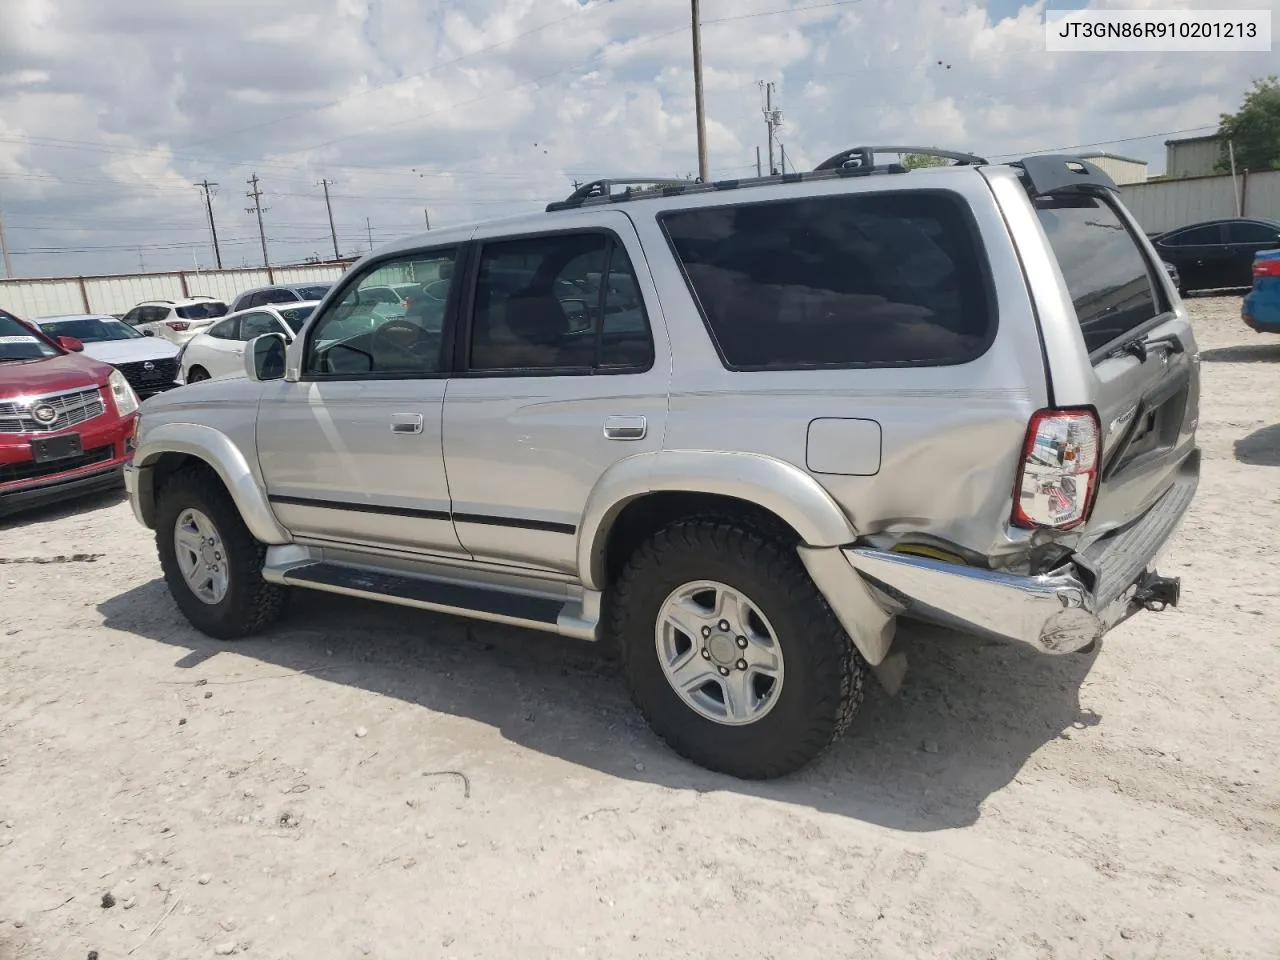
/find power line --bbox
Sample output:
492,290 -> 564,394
0,188 -> 14,279
195,178 -> 223,269
245,173 -> 270,270
988,124 -> 1220,159
318,179 -> 341,260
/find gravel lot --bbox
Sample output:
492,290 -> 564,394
2,295 -> 1278,960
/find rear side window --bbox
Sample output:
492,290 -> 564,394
659,190 -> 995,370
207,318 -> 239,339
1035,194 -> 1161,355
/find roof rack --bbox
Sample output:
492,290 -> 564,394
813,146 -> 987,172
541,146 -> 991,214
547,177 -> 693,212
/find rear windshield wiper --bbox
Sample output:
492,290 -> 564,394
1104,330 -> 1185,364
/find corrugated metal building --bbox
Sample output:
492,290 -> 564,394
1077,152 -> 1148,185
1165,134 -> 1224,179
1118,169 -> 1280,234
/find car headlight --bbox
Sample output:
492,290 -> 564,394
108,368 -> 140,416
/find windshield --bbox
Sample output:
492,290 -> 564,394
176,302 -> 228,320
42,317 -> 143,342
278,305 -> 316,333
295,285 -> 331,300
0,312 -> 59,361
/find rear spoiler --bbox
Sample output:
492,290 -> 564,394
1010,155 -> 1118,197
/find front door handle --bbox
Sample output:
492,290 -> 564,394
603,415 -> 647,441
390,413 -> 424,435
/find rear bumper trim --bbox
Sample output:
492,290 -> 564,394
843,457 -> 1199,655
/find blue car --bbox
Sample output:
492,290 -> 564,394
1243,249 -> 1280,334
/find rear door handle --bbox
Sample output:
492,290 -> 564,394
603,415 -> 647,441
390,413 -> 424,435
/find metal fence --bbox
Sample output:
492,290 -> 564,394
0,263 -> 352,319
1119,169 -> 1280,235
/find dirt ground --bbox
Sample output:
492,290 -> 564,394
1,295 -> 1278,960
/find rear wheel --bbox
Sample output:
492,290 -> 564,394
612,518 -> 866,779
155,466 -> 288,639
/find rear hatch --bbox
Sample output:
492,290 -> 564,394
993,157 -> 1200,547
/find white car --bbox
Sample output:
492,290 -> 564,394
121,296 -> 230,344
32,313 -> 182,398
178,302 -> 320,383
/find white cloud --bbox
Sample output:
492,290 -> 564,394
0,0 -> 1275,277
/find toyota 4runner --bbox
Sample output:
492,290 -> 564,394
123,148 -> 1200,779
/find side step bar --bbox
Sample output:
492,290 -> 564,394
263,559 -> 599,641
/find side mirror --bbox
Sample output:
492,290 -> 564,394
143,329 -> 155,336
57,335 -> 85,352
244,333 -> 287,382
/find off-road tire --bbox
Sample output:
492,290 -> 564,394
155,466 -> 288,640
612,518 -> 866,779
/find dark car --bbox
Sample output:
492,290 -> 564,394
1152,217 -> 1280,295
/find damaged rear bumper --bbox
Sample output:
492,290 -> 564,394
843,457 -> 1199,655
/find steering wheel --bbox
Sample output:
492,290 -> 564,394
370,318 -> 440,366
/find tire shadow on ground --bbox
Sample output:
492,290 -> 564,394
1199,343 -> 1280,363
1235,423 -> 1280,467
98,580 -> 1099,833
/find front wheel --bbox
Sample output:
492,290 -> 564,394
186,366 -> 210,383
612,518 -> 866,779
154,466 -> 288,639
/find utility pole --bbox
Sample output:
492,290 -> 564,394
318,178 -> 340,260
0,189 -> 13,280
245,173 -> 270,271
779,143 -> 788,175
195,179 -> 222,269
756,146 -> 762,178
690,0 -> 709,183
137,247 -> 146,273
366,217 -> 374,252
760,81 -> 782,175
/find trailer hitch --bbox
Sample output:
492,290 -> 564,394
1134,572 -> 1181,612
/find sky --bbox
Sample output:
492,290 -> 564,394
0,0 -> 1275,279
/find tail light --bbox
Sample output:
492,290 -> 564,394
166,321 -> 190,332
1012,408 -> 1101,530
1253,257 -> 1280,278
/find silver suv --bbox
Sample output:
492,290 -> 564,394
123,148 -> 1200,779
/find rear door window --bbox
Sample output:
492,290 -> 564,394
659,190 -> 995,369
1034,194 -> 1163,355
1226,221 -> 1280,244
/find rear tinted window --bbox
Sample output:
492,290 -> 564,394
660,190 -> 994,369
295,285 -> 331,300
1035,195 -> 1161,354
176,302 -> 228,320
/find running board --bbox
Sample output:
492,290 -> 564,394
263,559 -> 599,641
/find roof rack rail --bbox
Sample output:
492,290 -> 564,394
813,146 -> 988,172
1011,154 -> 1118,196
547,177 -> 692,212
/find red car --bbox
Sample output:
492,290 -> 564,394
1,307 -> 140,517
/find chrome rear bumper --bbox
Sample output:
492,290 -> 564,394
844,462 -> 1198,655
